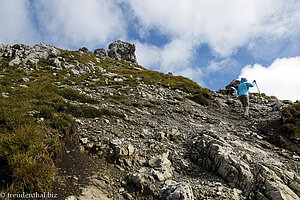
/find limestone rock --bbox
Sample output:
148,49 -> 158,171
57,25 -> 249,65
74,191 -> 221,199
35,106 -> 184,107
52,58 -> 62,69
9,57 -> 21,66
161,182 -> 195,200
107,40 -> 137,63
94,48 -> 108,57
264,180 -> 299,200
78,47 -> 90,54
226,79 -> 241,90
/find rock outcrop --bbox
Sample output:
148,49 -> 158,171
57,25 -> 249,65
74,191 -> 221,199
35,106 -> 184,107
94,40 -> 138,64
1,43 -> 61,66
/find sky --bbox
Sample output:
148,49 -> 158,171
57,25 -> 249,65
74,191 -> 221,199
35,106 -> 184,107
0,0 -> 300,101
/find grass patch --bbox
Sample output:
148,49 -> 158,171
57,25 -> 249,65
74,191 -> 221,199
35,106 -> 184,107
132,102 -> 142,107
0,125 -> 57,193
49,113 -> 77,135
187,89 -> 214,106
57,87 -> 99,104
282,102 -> 300,136
115,68 -> 214,106
0,74 -> 124,194
173,96 -> 185,101
253,92 -> 272,100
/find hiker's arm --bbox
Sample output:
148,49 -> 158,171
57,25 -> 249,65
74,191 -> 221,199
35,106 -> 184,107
247,82 -> 256,87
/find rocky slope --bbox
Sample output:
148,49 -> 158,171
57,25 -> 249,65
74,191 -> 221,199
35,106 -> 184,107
0,41 -> 299,200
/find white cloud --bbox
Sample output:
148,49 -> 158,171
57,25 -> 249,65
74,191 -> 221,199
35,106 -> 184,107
126,0 -> 300,57
205,58 -> 239,73
239,57 -> 300,101
134,41 -> 161,68
179,67 -> 206,87
0,0 -> 127,49
135,39 -> 206,86
135,39 -> 194,72
124,0 -> 300,90
0,0 -> 37,44
32,0 -> 126,49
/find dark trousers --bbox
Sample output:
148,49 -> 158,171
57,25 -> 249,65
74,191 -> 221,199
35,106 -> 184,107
239,95 -> 249,116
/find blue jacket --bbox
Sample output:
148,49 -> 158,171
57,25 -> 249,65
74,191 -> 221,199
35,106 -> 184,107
237,78 -> 255,96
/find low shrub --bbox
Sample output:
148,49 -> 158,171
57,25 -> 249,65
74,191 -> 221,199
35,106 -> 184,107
188,92 -> 212,106
282,102 -> 300,136
253,92 -> 271,100
57,87 -> 99,104
0,125 -> 57,193
49,113 -> 77,135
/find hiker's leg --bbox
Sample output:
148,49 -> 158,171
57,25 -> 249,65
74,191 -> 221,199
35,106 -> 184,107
238,96 -> 245,108
239,95 -> 249,116
245,105 -> 249,116
244,96 -> 249,116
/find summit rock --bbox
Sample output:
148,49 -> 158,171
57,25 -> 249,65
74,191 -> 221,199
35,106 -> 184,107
94,40 -> 138,64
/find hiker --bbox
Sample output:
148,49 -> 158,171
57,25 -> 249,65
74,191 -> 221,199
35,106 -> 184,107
237,78 -> 256,117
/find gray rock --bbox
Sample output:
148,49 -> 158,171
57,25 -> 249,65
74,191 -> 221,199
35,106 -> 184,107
107,40 -> 137,63
226,79 -> 241,90
264,180 -> 299,200
161,182 -> 195,200
71,69 -> 80,76
2,43 -> 61,67
19,77 -> 29,82
81,138 -> 88,144
78,47 -> 90,53
289,180 -> 300,197
2,92 -> 9,98
282,100 -> 293,105
128,172 -> 147,190
65,196 -> 77,200
9,57 -> 21,66
52,58 -> 62,69
33,43 -> 61,57
149,156 -> 172,169
0,44 -> 13,57
94,48 -> 108,57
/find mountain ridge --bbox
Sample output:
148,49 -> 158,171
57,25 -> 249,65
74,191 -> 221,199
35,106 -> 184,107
0,41 -> 299,200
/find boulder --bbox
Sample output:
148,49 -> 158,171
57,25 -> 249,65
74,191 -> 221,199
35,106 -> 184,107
107,40 -> 137,63
0,44 -> 13,57
51,58 -> 62,69
9,57 -> 21,66
78,47 -> 90,54
226,79 -> 241,90
161,182 -> 195,200
94,48 -> 108,57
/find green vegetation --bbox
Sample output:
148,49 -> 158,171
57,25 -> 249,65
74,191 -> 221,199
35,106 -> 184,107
0,124 -> 57,193
187,90 -> 214,106
115,68 -> 214,106
282,102 -> 300,136
0,72 -> 122,193
252,92 -> 272,100
0,79 -> 60,193
57,87 -> 99,104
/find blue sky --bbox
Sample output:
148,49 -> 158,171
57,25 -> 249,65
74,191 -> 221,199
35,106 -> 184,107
1,0 -> 300,101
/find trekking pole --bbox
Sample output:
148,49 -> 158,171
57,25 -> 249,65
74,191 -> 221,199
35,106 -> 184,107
255,81 -> 261,97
